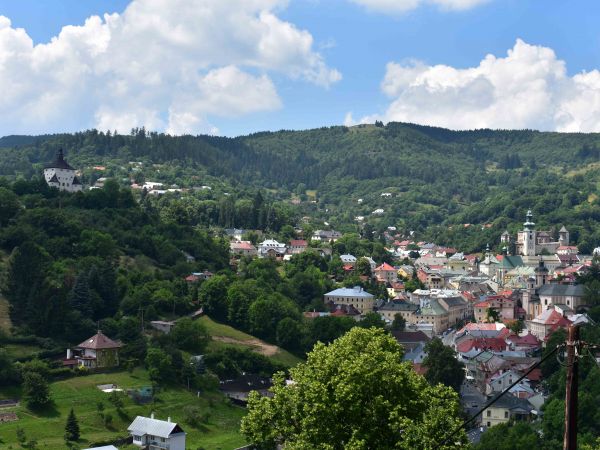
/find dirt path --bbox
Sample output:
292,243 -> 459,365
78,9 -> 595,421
212,336 -> 279,356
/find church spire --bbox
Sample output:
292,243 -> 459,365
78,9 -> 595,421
523,209 -> 535,231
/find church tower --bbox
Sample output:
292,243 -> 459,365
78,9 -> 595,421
558,226 -> 570,246
535,259 -> 548,288
522,210 -> 536,256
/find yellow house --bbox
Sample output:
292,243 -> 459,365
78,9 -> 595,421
483,393 -> 532,428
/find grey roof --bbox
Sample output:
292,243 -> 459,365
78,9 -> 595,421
325,286 -> 374,298
378,301 -> 419,312
560,226 -> 568,232
538,284 -> 584,297
418,298 -> 447,316
492,393 -> 533,413
439,296 -> 467,307
128,416 -> 184,438
44,149 -> 75,170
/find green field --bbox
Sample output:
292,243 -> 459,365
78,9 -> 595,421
0,369 -> 247,449
199,316 -> 303,368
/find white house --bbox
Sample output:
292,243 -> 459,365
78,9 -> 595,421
258,239 -> 287,258
340,254 -> 357,267
128,414 -> 186,450
44,149 -> 83,192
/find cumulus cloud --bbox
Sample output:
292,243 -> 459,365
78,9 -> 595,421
349,0 -> 490,14
0,0 -> 340,135
362,39 -> 600,132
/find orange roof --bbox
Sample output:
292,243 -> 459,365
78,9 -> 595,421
376,262 -> 396,272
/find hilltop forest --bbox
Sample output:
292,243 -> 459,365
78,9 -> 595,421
1,122 -> 600,253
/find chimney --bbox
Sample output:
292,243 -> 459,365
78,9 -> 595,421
168,417 -> 171,423
66,348 -> 72,359
151,412 -> 155,419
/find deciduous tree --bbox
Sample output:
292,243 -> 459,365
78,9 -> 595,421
242,327 -> 466,449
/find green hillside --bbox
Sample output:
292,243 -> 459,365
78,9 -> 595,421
0,369 -> 246,449
1,122 -> 600,251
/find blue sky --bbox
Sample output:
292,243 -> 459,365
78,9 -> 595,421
1,0 -> 599,136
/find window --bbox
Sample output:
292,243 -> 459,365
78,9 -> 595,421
487,411 -> 491,417
504,411 -> 509,418
133,435 -> 142,442
487,422 -> 491,427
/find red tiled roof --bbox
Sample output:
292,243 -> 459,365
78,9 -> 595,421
507,333 -> 540,346
474,301 -> 490,308
290,240 -> 308,247
76,331 -> 122,350
343,264 -> 354,271
230,241 -> 255,250
185,274 -> 200,282
457,337 -> 507,353
527,368 -> 542,381
376,262 -> 396,272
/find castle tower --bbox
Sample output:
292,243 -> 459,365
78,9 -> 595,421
558,226 -> 570,246
522,210 -> 536,256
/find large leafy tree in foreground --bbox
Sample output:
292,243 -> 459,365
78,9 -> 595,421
241,327 -> 466,449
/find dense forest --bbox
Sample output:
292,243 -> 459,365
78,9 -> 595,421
1,123 -> 600,253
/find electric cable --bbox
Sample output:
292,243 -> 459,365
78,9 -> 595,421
435,343 -> 563,449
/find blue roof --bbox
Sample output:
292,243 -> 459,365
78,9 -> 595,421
325,286 -> 374,298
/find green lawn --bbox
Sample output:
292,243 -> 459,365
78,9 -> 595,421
199,316 -> 255,342
0,369 -> 247,450
200,316 -> 303,368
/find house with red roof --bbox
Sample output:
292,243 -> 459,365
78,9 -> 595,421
506,332 -> 541,354
374,262 -> 397,283
65,331 -> 122,369
230,240 -> 257,257
528,307 -> 571,341
456,337 -> 508,354
289,239 -> 308,255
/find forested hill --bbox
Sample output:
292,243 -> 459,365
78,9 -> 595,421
2,123 -> 600,252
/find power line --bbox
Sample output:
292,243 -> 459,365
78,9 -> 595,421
436,344 -> 563,449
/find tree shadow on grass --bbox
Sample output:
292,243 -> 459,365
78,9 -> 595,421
28,401 -> 60,418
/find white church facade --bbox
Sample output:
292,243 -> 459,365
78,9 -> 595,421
43,149 -> 83,192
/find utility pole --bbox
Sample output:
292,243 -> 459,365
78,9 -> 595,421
563,324 -> 580,450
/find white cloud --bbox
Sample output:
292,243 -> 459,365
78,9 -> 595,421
0,0 -> 340,135
363,39 -> 600,132
349,0 -> 489,14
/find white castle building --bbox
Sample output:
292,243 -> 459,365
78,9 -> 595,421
507,210 -> 569,256
43,149 -> 83,192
